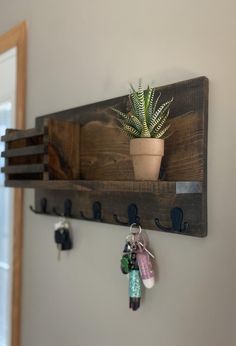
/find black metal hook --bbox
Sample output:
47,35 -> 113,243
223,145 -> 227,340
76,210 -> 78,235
113,203 -> 140,226
52,199 -> 74,218
155,207 -> 190,232
80,201 -> 103,222
30,198 -> 48,215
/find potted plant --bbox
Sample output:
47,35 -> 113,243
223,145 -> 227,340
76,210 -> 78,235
111,80 -> 173,181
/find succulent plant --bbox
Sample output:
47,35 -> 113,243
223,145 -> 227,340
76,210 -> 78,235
111,80 -> 173,139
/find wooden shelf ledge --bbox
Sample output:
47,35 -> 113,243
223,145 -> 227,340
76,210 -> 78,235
4,179 -> 202,194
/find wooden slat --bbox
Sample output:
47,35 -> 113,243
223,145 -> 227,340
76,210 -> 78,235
1,128 -> 44,142
2,163 -> 46,174
1,144 -> 45,158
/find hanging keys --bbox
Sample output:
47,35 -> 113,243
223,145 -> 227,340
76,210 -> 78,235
120,223 -> 156,311
54,218 -> 73,261
55,229 -> 65,260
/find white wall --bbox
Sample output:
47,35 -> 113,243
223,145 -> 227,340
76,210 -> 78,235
0,1 -> 236,346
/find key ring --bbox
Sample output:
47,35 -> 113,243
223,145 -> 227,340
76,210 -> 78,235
126,224 -> 141,246
129,223 -> 142,235
129,224 -> 154,257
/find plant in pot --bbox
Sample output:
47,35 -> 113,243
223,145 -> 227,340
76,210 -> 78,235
111,80 -> 173,181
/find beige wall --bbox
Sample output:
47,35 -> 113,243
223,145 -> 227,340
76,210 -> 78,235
0,1 -> 236,345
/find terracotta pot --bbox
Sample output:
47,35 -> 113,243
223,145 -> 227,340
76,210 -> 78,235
130,138 -> 164,181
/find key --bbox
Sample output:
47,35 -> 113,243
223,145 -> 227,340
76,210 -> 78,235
55,228 -> 66,244
123,241 -> 131,254
55,228 -> 67,261
61,229 -> 73,250
57,243 -> 62,261
54,226 -> 73,261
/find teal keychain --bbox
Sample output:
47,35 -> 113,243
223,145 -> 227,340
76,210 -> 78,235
120,223 -> 155,311
120,224 -> 142,311
129,251 -> 142,311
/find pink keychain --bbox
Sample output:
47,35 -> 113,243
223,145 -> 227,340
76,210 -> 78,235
134,229 -> 155,289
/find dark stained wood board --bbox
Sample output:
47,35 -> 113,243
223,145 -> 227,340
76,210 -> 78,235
36,76 -> 208,182
2,77 -> 208,237
46,118 -> 80,180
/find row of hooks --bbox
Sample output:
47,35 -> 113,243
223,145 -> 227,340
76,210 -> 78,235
30,198 -> 190,233
30,198 -> 102,222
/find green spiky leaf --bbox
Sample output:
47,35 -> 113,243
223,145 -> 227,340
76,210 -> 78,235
111,81 -> 173,140
140,120 -> 151,137
120,122 -> 140,138
147,88 -> 155,125
111,107 -> 129,121
152,91 -> 161,114
129,113 -> 143,131
150,109 -> 170,134
149,98 -> 173,132
152,124 -> 171,139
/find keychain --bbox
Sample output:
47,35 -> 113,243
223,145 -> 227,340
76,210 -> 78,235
129,248 -> 142,311
120,223 -> 155,311
136,240 -> 155,289
54,218 -> 73,260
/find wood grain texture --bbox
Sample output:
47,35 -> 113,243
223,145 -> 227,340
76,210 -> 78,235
80,118 -> 133,180
0,21 -> 27,346
1,163 -> 46,174
4,131 -> 43,167
1,128 -> 43,142
47,119 -> 80,179
5,179 -> 202,193
163,112 -> 204,181
1,144 -> 45,158
2,119 -> 80,180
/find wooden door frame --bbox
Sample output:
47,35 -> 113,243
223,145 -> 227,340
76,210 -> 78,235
0,21 -> 27,346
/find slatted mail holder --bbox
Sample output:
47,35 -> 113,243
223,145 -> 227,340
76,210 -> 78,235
1,119 -> 80,181
1,77 -> 208,237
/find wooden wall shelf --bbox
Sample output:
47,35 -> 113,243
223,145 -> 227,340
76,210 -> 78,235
1,76 -> 208,237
